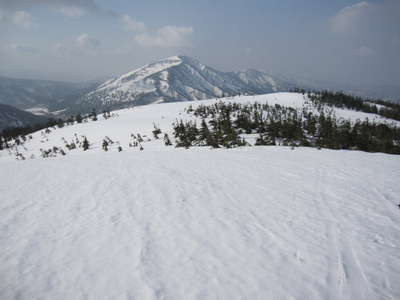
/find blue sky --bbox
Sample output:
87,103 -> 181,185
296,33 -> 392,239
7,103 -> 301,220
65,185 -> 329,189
0,0 -> 399,89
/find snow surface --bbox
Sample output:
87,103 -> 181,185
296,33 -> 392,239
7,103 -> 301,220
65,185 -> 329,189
1,148 -> 400,300
1,93 -> 400,299
24,107 -> 50,116
94,56 -> 182,94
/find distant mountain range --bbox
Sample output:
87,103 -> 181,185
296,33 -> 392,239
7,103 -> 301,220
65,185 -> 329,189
0,104 -> 48,131
0,56 -> 300,121
0,76 -> 97,115
0,55 -> 399,131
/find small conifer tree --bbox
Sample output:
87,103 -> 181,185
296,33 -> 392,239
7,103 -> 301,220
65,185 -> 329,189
102,139 -> 109,151
82,137 -> 89,151
152,123 -> 162,139
164,133 -> 172,146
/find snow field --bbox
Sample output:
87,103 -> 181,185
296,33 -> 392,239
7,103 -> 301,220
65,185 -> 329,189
0,147 -> 400,299
1,92 -> 400,299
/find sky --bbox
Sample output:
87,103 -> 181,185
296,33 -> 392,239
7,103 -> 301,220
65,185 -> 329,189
0,0 -> 399,90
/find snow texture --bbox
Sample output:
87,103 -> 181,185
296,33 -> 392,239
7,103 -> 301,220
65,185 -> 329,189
1,93 -> 400,300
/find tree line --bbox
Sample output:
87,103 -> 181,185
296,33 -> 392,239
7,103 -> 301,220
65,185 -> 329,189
292,89 -> 400,121
0,109 -> 113,151
173,101 -> 400,154
2,90 -> 400,155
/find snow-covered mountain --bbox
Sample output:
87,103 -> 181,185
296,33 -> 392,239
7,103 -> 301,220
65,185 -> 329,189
0,103 -> 48,131
80,56 -> 297,110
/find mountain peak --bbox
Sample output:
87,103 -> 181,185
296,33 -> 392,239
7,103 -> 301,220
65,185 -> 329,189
82,56 -> 296,110
120,56 -> 183,81
101,56 -> 202,88
153,55 -> 204,70
175,55 -> 198,63
94,56 -> 184,93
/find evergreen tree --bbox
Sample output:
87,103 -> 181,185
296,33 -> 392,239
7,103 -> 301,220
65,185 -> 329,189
152,123 -> 162,139
164,133 -> 172,146
57,119 -> 64,128
82,137 -> 89,151
102,139 -> 109,151
75,114 -> 83,123
90,109 -> 97,121
198,119 -> 211,145
255,133 -> 275,146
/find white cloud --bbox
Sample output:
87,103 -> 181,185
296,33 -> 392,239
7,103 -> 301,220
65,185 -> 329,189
330,1 -> 371,33
58,6 -> 86,17
120,14 -> 193,48
356,46 -> 375,57
121,14 -> 146,32
52,34 -> 101,57
135,26 -> 193,48
11,10 -> 33,28
76,33 -> 100,49
53,42 -> 66,52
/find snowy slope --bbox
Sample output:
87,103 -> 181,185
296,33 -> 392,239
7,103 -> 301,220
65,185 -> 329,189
233,69 -> 289,93
1,93 -> 398,161
1,93 -> 400,300
80,56 -> 296,111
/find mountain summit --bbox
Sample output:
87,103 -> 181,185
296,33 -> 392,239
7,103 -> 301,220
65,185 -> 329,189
80,55 -> 296,110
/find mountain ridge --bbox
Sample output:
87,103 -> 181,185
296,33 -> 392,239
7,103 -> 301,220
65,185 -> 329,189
0,76 -> 98,114
0,103 -> 48,131
78,55 -> 297,111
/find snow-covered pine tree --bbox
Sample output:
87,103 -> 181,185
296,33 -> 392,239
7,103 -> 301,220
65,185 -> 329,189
152,123 -> 162,139
164,133 -> 172,146
82,137 -> 89,151
102,139 -> 108,151
75,114 -> 83,123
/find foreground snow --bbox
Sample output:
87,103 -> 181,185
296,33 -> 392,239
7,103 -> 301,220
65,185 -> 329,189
1,147 -> 400,299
